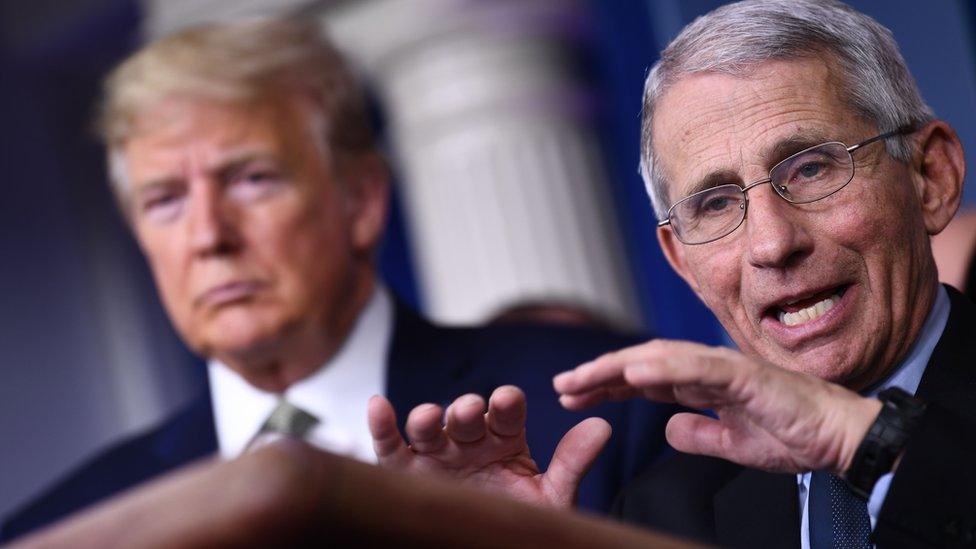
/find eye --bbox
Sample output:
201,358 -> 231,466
138,187 -> 186,222
797,162 -> 824,179
228,164 -> 287,201
701,195 -> 732,212
241,169 -> 280,185
687,188 -> 742,218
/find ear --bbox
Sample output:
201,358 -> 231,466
909,120 -> 965,235
657,224 -> 703,298
344,152 -> 390,254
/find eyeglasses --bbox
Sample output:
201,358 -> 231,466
657,126 -> 916,245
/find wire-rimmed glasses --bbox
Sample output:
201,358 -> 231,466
657,126 -> 915,245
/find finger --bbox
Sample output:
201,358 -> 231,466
559,389 -> 606,411
405,403 -> 448,453
664,412 -> 727,459
445,393 -> 488,443
367,395 -> 413,466
558,385 -> 644,410
554,339 -> 701,395
638,383 -> 678,403
540,417 -> 612,507
553,358 -> 628,396
623,350 -> 738,391
608,339 -> 712,367
487,385 -> 526,437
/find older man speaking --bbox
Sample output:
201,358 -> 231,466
0,18 -> 675,542
370,1 -> 974,546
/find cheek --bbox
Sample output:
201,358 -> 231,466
684,245 -> 743,307
254,203 -> 352,294
833,183 -> 922,275
147,254 -> 201,344
138,232 -> 190,311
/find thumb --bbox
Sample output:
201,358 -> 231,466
665,412 -> 727,458
541,417 -> 611,507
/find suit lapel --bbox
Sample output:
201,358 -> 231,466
714,467 -> 800,548
385,300 -> 476,433
152,387 -> 218,465
915,286 -> 976,421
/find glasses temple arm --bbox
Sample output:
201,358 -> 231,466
846,124 -> 918,153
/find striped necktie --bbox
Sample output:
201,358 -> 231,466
246,400 -> 320,451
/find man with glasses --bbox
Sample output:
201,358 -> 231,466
370,1 -> 975,546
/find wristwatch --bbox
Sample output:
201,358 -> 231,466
844,387 -> 927,499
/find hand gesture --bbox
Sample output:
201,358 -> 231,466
553,340 -> 881,475
367,385 -> 611,508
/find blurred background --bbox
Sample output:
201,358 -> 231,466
1,0 -> 974,519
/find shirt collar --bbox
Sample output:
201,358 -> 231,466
862,284 -> 950,397
208,285 -> 393,459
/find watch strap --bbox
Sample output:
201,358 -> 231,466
844,387 -> 927,499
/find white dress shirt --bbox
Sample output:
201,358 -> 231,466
208,285 -> 393,463
797,286 -> 951,548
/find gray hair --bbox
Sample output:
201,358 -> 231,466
640,0 -> 934,219
98,18 -> 375,209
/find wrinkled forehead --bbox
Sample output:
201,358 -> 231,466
127,94 -> 306,145
122,94 -> 325,176
651,59 -> 870,203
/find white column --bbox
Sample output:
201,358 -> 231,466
326,0 -> 641,327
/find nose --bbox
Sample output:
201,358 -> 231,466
186,181 -> 241,257
743,184 -> 813,269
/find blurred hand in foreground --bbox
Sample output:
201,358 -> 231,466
367,385 -> 611,508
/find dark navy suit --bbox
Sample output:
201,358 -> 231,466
612,286 -> 976,548
2,302 -> 675,542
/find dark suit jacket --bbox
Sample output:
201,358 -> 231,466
1,302 -> 674,542
613,286 -> 976,548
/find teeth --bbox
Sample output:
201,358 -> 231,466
777,294 -> 839,327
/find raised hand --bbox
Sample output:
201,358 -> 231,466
553,340 -> 882,475
367,385 -> 611,508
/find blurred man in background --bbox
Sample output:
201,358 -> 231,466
0,18 -> 675,542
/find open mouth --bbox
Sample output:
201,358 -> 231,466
770,285 -> 849,327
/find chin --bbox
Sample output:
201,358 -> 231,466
771,346 -> 854,384
195,313 -> 287,361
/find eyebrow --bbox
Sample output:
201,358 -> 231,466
133,150 -> 280,193
762,132 -> 833,166
132,178 -> 181,200
680,130 -> 835,198
212,152 -> 281,183
684,169 -> 742,197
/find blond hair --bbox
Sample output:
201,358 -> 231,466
99,18 -> 374,202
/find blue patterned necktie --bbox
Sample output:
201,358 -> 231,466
809,471 -> 872,549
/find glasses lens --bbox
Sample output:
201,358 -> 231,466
770,142 -> 853,203
670,184 -> 746,244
